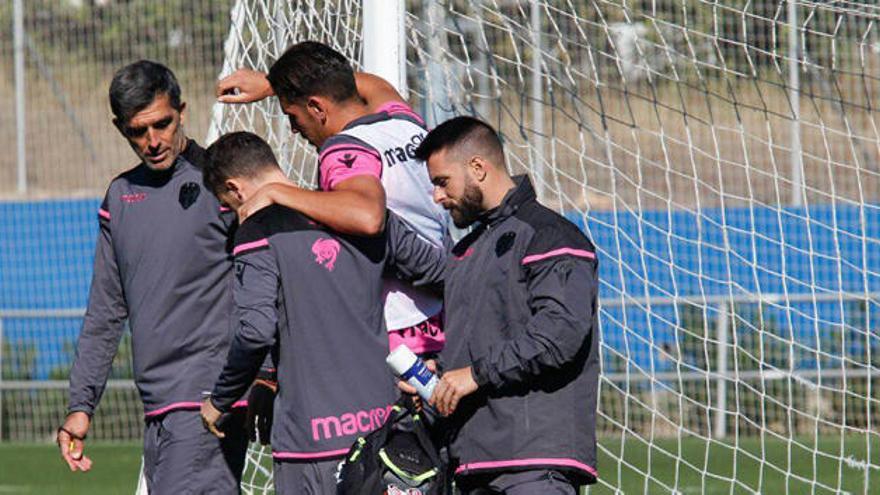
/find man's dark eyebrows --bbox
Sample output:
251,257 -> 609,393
123,116 -> 173,135
122,124 -> 147,137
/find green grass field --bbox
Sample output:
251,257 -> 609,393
592,435 -> 880,494
0,443 -> 141,494
1,436 -> 877,494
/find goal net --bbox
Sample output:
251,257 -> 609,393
211,1 -> 880,493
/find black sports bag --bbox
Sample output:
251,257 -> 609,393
336,398 -> 451,495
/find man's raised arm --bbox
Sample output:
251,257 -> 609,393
216,69 -> 402,110
237,175 -> 386,236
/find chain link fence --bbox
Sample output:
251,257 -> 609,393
0,0 -> 233,198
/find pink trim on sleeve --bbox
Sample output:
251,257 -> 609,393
233,238 -> 269,256
521,247 -> 596,265
455,457 -> 598,478
98,208 -> 111,220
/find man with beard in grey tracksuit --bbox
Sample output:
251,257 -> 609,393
410,116 -> 601,494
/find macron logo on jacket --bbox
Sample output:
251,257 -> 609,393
311,404 -> 393,441
120,192 -> 147,203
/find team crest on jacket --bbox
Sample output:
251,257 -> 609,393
312,238 -> 341,271
179,182 -> 200,209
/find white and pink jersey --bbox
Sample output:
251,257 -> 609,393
317,102 -> 446,337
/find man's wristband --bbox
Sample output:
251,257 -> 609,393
57,426 -> 86,443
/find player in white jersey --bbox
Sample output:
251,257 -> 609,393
217,42 -> 446,355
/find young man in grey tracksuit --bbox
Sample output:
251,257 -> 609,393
59,61 -> 248,493
410,117 -> 601,494
199,132 -> 444,495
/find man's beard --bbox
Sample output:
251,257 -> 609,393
450,181 -> 484,228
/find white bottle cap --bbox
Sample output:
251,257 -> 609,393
386,344 -> 418,377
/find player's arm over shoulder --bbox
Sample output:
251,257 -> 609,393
314,135 -> 386,236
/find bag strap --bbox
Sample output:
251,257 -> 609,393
395,395 -> 443,469
373,402 -> 407,446
409,413 -> 443,469
346,401 -> 407,463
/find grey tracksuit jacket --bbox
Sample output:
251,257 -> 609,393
440,175 -> 600,485
209,206 -> 443,461
68,140 -> 238,418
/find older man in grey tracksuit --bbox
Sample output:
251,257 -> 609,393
60,61 -> 248,494
412,116 -> 601,494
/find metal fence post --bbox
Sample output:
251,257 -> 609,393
14,0 -> 27,194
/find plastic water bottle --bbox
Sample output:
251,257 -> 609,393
386,344 -> 438,402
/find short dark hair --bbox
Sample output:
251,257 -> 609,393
267,41 -> 358,104
414,116 -> 504,163
109,60 -> 183,123
203,132 -> 280,196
